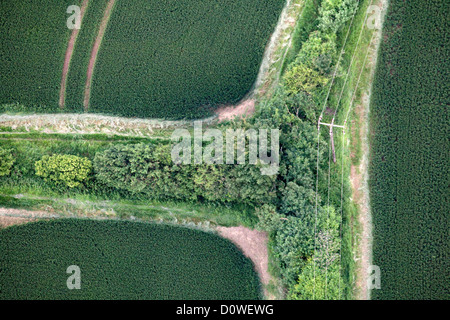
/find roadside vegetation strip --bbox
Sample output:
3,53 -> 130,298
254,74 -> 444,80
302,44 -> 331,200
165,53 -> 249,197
253,0 -> 306,97
58,0 -> 90,108
83,0 -> 116,111
0,194 -> 253,228
0,113 -> 215,138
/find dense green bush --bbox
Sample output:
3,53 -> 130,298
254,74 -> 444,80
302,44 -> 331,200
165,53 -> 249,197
318,0 -> 358,33
0,219 -> 261,299
35,154 -> 92,188
0,147 -> 14,176
94,143 -> 277,206
284,62 -> 330,95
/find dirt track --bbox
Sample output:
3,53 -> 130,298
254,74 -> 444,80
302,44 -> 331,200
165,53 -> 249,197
83,0 -> 116,110
59,0 -> 90,108
216,226 -> 273,299
351,0 -> 388,300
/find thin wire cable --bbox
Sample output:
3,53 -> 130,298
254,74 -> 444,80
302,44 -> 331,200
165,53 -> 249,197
344,31 -> 376,126
314,1 -> 362,300
332,0 -> 374,121
318,1 -> 361,119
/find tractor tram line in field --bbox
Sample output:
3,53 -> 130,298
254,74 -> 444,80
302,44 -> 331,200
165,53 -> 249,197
83,0 -> 116,111
59,0 -> 90,109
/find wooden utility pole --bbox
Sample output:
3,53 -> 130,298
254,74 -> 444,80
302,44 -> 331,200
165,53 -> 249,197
318,117 -> 345,164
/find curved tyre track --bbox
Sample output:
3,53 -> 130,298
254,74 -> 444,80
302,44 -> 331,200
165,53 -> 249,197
59,0 -> 90,108
83,0 -> 116,111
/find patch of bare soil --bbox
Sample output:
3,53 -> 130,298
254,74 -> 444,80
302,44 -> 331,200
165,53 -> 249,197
59,0 -> 90,108
84,0 -> 116,110
215,99 -> 255,122
216,226 -> 273,299
0,216 -> 33,229
0,207 -> 56,228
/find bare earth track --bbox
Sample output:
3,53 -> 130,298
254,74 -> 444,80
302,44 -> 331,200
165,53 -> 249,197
351,0 -> 387,300
83,0 -> 116,110
216,226 -> 273,299
59,0 -> 90,108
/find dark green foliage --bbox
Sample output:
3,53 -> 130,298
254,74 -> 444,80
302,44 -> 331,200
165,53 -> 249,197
273,216 -> 315,285
318,0 -> 358,33
280,182 -> 315,218
369,0 -> 449,300
0,219 -> 261,299
93,143 -> 277,206
0,0 -> 78,108
281,0 -> 322,73
0,147 -> 14,176
256,0 -> 366,299
89,0 -> 285,119
255,204 -> 283,232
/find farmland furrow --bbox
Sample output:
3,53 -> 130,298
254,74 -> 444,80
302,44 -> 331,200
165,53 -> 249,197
83,0 -> 116,111
59,0 -> 90,108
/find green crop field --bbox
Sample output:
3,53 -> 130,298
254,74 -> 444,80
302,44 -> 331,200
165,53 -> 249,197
0,219 -> 261,299
369,0 -> 449,299
0,0 -> 78,109
89,0 -> 284,119
0,0 -> 285,119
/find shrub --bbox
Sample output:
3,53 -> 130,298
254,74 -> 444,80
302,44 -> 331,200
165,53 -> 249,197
255,204 -> 282,232
0,147 -> 14,176
318,0 -> 359,33
94,143 -> 277,205
295,31 -> 337,71
284,63 -> 329,96
35,154 -> 92,188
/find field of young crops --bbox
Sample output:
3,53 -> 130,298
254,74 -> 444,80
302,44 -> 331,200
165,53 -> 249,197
89,0 -> 284,119
0,0 -> 285,119
369,0 -> 449,299
0,219 -> 261,299
0,0 -> 78,109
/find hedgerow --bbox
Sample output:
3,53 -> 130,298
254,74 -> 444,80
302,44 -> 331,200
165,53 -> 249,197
0,219 -> 261,299
0,147 -> 14,176
93,143 -> 278,206
369,0 -> 449,299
